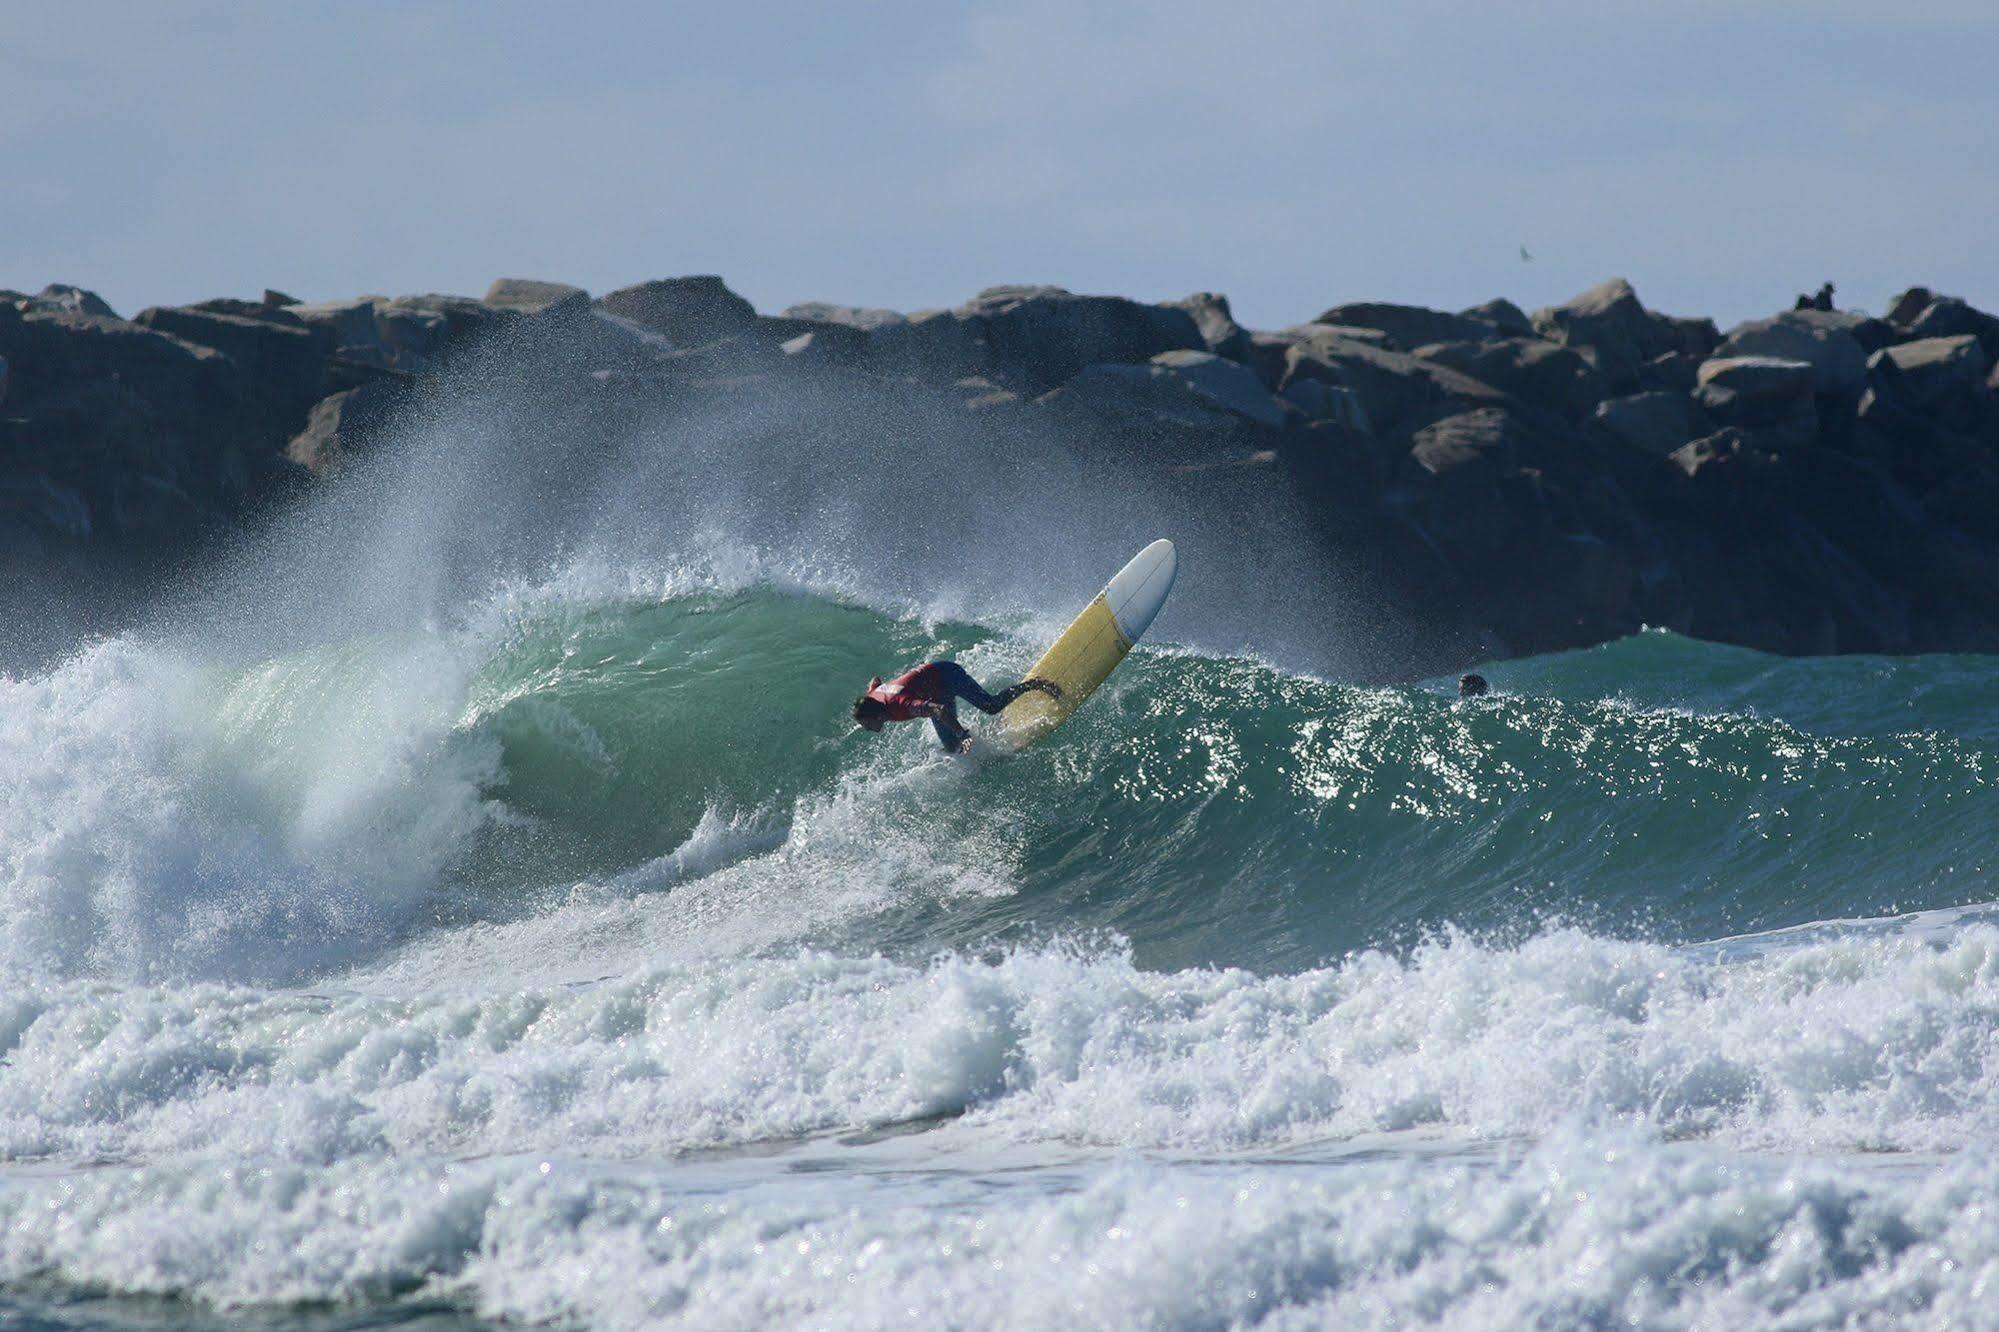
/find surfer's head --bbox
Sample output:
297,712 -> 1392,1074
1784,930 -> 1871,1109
1458,673 -> 1489,698
852,695 -> 889,731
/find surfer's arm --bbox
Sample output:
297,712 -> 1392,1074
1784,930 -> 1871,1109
931,712 -> 971,752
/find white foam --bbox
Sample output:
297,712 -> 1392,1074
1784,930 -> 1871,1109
8,924 -> 1999,1174
4,1133 -> 1998,1327
0,636 -> 504,986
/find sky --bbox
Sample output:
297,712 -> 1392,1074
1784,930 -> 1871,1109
3,1 -> 1995,331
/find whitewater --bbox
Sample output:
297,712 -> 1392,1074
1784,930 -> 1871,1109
3,342 -> 1998,1329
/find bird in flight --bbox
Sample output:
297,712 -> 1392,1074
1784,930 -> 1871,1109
1519,244 -> 1534,263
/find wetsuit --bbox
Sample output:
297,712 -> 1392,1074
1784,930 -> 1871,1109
865,662 -> 1042,752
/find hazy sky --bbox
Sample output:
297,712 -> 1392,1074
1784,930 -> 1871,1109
4,1 -> 1994,330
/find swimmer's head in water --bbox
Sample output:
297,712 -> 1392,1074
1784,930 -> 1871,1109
1458,673 -> 1489,698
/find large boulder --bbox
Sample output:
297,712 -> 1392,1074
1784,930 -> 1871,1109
1040,351 -> 1287,434
1460,298 -> 1536,338
1147,349 -> 1287,426
285,296 -> 463,373
483,278 -> 589,317
596,276 -> 759,345
383,293 -> 513,348
1413,337 -> 1608,421
1278,377 -> 1371,432
1867,335 -> 1992,432
1313,302 -> 1501,351
1693,355 -> 1816,440
1592,390 -> 1713,456
1532,278 -> 1706,393
1885,288 -> 1934,327
1388,408 -> 1537,575
1670,427 -> 1769,495
285,380 -> 404,475
134,305 -> 329,439
1903,295 -> 1999,363
0,306 -> 248,446
34,284 -> 119,319
1279,329 -> 1509,436
1716,310 -> 1869,395
780,301 -> 907,331
877,285 -> 1204,396
1162,292 -> 1253,363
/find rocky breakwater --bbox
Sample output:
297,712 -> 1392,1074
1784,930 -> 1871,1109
4,272 -> 1998,673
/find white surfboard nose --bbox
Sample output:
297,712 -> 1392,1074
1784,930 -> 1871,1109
1106,539 -> 1177,641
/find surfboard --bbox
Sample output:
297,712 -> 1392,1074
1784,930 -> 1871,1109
997,538 -> 1177,749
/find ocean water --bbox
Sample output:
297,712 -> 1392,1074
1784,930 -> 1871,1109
3,367 -> 1998,1328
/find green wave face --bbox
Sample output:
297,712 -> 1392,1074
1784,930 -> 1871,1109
240,589 -> 1990,974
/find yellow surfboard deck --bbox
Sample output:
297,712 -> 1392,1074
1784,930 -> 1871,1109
998,539 -> 1177,749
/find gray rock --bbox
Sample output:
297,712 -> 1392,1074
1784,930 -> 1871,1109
1904,296 -> 1999,362
1639,351 -> 1698,394
1885,287 -> 1934,327
1868,335 -> 1991,430
0,306 -> 250,453
187,297 -> 307,327
1693,355 -> 1816,439
1148,349 -> 1287,426
0,352 -> 7,405
1717,310 -> 1869,395
597,277 -> 759,345
483,278 -> 590,316
382,294 -> 512,348
1162,292 -> 1253,363
135,305 -> 329,436
1592,390 -> 1712,455
878,285 -> 1203,396
779,301 -> 907,331
110,473 -> 199,539
1460,298 -> 1536,338
1392,408 -> 1530,571
1280,329 -> 1509,435
1532,278 -> 1688,392
1038,363 -> 1229,435
1671,427 -> 1764,483
1313,302 -> 1500,351
1663,315 -> 1722,361
1043,352 -> 1287,431
35,284 -> 118,319
285,380 -> 402,475
1414,337 -> 1608,420
287,298 -> 392,365
1278,377 -> 1371,432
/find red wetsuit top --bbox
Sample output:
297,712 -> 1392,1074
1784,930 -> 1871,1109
865,664 -> 950,721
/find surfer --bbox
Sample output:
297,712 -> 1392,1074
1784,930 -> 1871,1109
852,662 -> 1062,753
1459,673 -> 1489,698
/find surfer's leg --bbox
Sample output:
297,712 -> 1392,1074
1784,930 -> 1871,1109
935,662 -> 1005,715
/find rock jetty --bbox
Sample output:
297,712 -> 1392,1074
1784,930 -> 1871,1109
5,273 -> 1998,673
